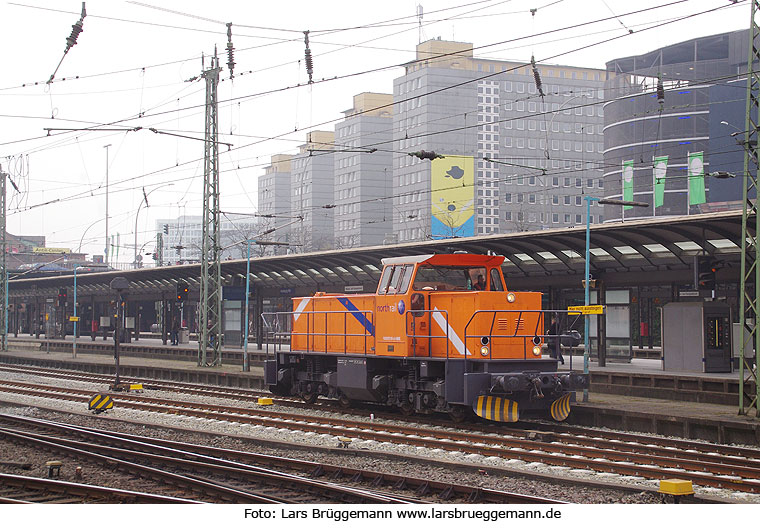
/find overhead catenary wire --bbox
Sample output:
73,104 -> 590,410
1,0 -> 748,233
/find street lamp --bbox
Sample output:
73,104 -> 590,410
77,217 -> 106,256
582,197 -> 648,402
134,184 -> 173,269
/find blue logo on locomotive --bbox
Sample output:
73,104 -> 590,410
397,300 -> 406,315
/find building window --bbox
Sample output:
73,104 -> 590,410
552,213 -> 559,223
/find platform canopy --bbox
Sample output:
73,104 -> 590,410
8,210 -> 744,299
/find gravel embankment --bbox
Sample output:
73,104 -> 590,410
0,369 -> 754,504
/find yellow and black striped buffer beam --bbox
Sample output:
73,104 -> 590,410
550,393 -> 572,421
473,395 -> 519,422
88,394 -> 114,412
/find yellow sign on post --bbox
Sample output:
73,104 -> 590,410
568,305 -> 605,315
69,316 -> 80,322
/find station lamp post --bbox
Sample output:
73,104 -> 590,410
582,197 -> 648,402
242,237 -> 289,372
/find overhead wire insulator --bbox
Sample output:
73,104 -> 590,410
531,55 -> 544,97
226,22 -> 235,80
656,75 -> 665,108
409,150 -> 444,161
303,30 -> 314,84
66,17 -> 84,52
48,2 -> 87,84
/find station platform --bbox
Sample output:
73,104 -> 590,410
0,335 -> 758,445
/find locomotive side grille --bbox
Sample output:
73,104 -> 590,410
497,319 -> 509,331
515,318 -> 525,330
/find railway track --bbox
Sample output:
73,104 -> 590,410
0,413 -> 557,504
0,375 -> 757,495
0,413 -> 423,504
0,473 -> 201,504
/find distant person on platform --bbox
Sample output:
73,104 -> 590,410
171,317 -> 179,346
547,315 -> 564,365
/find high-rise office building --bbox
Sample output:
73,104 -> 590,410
392,38 -> 607,242
334,92 -> 394,248
290,131 -> 335,252
258,154 -> 293,253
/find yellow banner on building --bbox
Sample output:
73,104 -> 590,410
32,247 -> 70,254
430,155 -> 474,238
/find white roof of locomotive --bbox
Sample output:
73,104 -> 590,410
380,254 -> 436,266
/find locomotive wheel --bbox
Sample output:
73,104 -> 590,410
301,391 -> 318,404
448,405 -> 469,423
338,394 -> 352,408
400,402 -> 414,416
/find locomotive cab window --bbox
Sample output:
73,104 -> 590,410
377,265 -> 413,295
489,268 -> 504,291
413,265 -> 487,291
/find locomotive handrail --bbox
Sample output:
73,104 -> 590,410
261,309 -> 374,356
463,309 -> 584,369
404,308 -> 451,359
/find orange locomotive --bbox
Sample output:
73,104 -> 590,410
264,252 -> 588,422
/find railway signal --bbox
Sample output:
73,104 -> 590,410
697,256 -> 718,292
176,281 -> 188,302
57,287 -> 67,307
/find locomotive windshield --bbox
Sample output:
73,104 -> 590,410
412,265 -> 488,291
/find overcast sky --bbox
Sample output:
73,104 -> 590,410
0,0 -> 749,263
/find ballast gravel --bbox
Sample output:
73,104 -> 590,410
0,368 -> 755,504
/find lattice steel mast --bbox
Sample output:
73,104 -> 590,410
740,0 -> 760,417
198,51 -> 222,366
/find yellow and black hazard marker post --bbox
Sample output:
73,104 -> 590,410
550,393 -> 572,421
473,395 -> 519,422
88,394 -> 114,414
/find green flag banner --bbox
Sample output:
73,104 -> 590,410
688,151 -> 706,205
653,155 -> 668,208
622,159 -> 634,210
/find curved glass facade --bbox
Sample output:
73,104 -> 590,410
603,30 -> 748,222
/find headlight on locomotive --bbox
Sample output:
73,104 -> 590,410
480,345 -> 489,357
532,345 -> 542,356
506,292 -> 516,303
